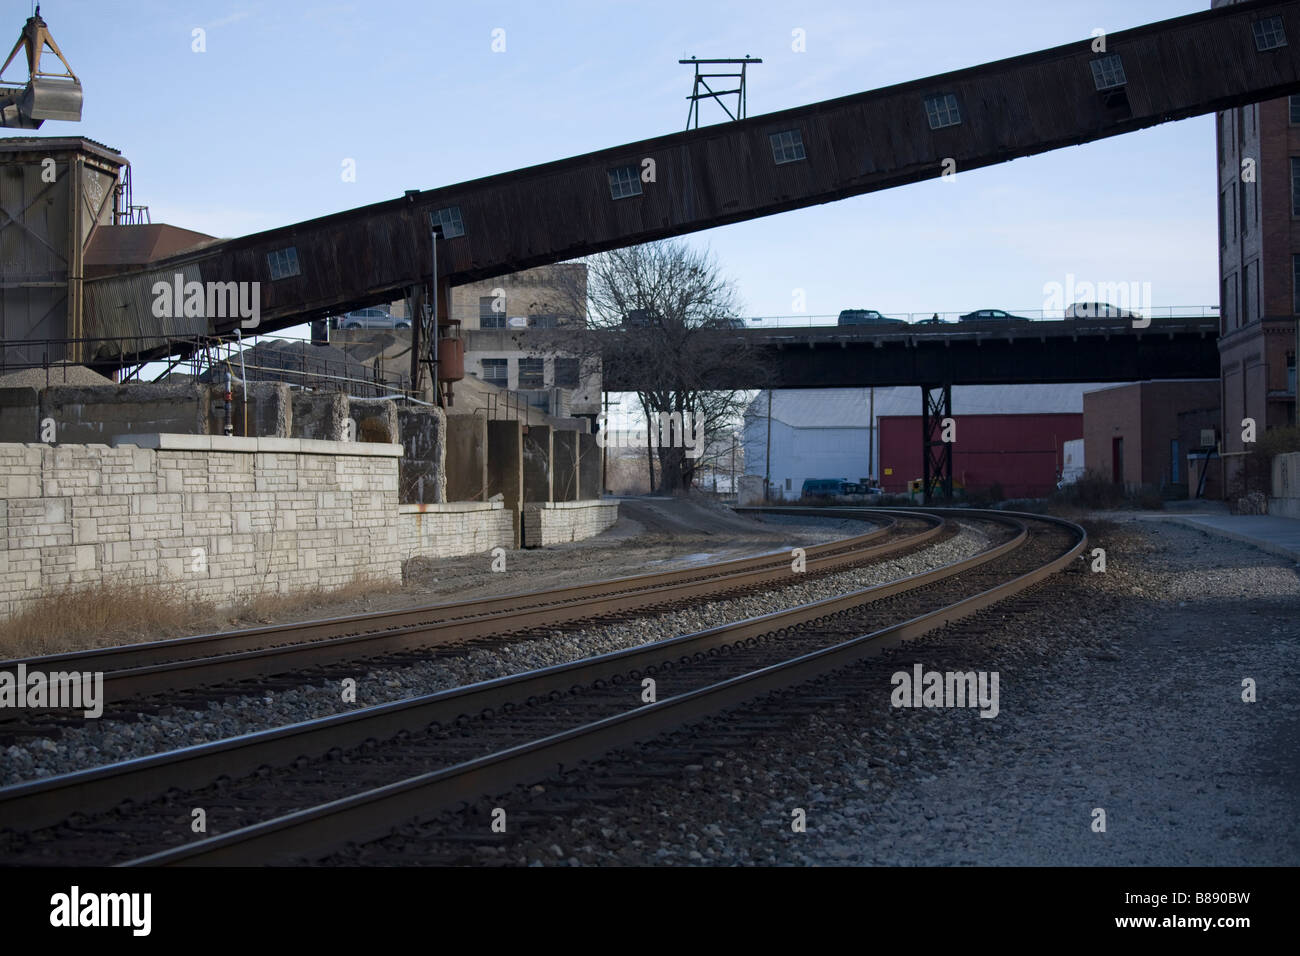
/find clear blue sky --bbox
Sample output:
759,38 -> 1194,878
24,0 -> 1219,316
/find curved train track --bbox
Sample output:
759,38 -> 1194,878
0,509 -> 944,713
0,508 -> 1083,866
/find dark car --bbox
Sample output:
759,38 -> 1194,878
801,478 -> 846,499
958,309 -> 1031,324
622,308 -> 659,328
703,316 -> 748,330
837,309 -> 906,327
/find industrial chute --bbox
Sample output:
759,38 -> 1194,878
0,5 -> 82,128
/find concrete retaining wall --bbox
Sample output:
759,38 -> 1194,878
397,407 -> 447,504
0,434 -> 403,620
291,390 -> 349,440
398,501 -> 513,560
445,415 -> 488,501
522,499 -> 619,547
1270,452 -> 1300,518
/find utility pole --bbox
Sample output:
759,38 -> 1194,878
730,431 -> 736,499
868,386 -> 875,482
764,389 -> 773,502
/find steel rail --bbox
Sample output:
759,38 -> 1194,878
122,510 -> 1084,866
1,512 -> 946,707
0,510 -> 1010,835
0,511 -> 906,674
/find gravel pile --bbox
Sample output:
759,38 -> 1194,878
0,366 -> 114,389
1,523 -> 992,785
365,518 -> 1297,867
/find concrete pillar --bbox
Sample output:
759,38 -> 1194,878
523,424 -> 553,505
577,432 -> 600,500
446,414 -> 489,501
488,419 -> 524,549
396,406 -> 447,504
553,431 -> 579,502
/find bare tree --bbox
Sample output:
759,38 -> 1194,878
536,239 -> 767,493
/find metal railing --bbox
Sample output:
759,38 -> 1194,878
0,331 -> 417,400
736,306 -> 1220,328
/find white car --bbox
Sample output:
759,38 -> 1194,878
337,307 -> 410,330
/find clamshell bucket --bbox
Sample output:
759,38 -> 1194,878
0,6 -> 81,127
21,76 -> 81,121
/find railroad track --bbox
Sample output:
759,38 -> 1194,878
0,509 -> 1083,866
0,510 -> 944,718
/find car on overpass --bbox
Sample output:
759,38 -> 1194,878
700,316 -> 747,330
335,307 -> 410,331
1065,302 -> 1142,319
837,309 -> 906,327
958,309 -> 1031,323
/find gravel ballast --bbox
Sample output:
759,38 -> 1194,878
322,518 -> 1300,867
0,520 -> 991,785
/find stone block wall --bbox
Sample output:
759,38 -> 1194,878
522,500 -> 619,547
398,501 -> 514,560
0,435 -> 403,620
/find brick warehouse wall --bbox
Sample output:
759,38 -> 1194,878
0,435 -> 508,621
522,500 -> 619,547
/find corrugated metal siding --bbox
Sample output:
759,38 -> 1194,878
81,0 -> 1300,351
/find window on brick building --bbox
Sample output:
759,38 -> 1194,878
479,295 -> 505,329
1291,96 -> 1300,124
1244,260 -> 1257,324
1222,185 -> 1235,242
517,358 -> 544,388
1292,158 -> 1300,215
1223,273 -> 1237,330
481,358 -> 508,385
1293,255 -> 1300,313
553,358 -> 580,388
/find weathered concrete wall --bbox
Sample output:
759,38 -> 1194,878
206,381 -> 292,438
488,420 -> 523,549
523,424 -> 552,505
446,414 -> 488,501
577,432 -> 601,499
1270,452 -> 1300,517
399,501 -> 513,559
553,430 -> 579,502
397,406 -> 446,504
0,435 -> 402,621
0,388 -> 39,443
43,383 -> 210,444
349,398 -> 400,444
291,390 -> 349,440
522,500 -> 619,547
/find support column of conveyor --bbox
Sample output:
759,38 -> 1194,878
922,383 -> 953,504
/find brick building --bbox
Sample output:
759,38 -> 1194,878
1214,0 -> 1299,490
1082,380 -> 1221,495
